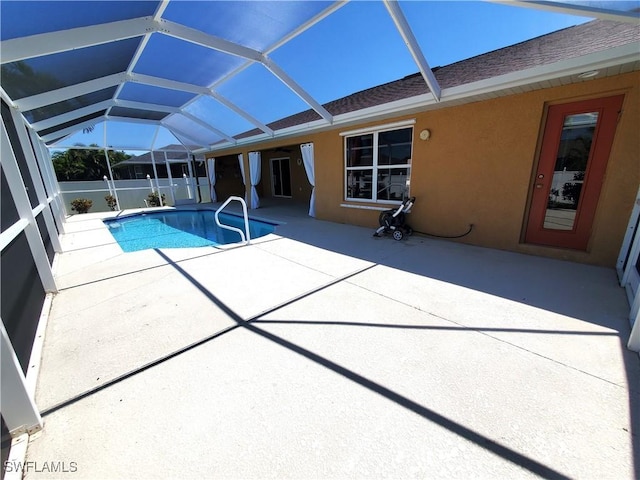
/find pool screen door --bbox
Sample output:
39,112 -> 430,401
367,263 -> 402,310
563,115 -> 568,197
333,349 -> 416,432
271,158 -> 292,198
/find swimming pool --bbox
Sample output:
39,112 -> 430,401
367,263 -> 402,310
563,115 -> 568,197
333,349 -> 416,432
104,210 -> 276,252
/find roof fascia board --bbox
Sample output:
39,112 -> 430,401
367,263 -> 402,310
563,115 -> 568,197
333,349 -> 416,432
487,0 -> 640,24
328,44 -> 640,125
180,112 -> 237,144
31,100 -> 114,131
441,43 -> 640,100
205,44 -> 639,153
382,0 -> 441,102
0,17 -> 155,64
261,57 -> 333,123
13,73 -> 126,112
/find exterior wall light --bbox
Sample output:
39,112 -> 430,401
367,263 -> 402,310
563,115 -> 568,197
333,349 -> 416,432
419,129 -> 431,141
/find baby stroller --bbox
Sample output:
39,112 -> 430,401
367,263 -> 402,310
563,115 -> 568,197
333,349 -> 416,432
373,196 -> 415,241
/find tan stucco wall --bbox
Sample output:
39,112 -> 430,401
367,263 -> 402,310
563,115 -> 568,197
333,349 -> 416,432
208,72 -> 639,267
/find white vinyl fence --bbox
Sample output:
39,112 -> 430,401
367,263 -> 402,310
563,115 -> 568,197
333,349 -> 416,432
59,177 -> 212,213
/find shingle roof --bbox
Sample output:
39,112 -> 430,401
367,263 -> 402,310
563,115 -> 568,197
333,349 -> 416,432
233,19 -> 639,140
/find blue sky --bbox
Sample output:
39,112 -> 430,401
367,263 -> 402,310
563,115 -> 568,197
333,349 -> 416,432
53,0 -> 603,152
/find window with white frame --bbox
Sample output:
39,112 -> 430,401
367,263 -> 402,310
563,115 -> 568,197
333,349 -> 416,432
345,126 -> 412,203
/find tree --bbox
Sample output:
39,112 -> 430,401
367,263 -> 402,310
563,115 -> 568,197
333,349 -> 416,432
51,149 -> 85,181
52,144 -> 130,181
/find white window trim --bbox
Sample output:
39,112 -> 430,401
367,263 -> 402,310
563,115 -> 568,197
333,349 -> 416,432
343,122 -> 413,204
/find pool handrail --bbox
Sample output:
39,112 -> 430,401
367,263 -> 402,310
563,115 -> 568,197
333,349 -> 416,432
214,196 -> 251,245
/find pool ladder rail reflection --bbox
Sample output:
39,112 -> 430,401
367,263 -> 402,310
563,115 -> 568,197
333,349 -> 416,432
214,196 -> 251,246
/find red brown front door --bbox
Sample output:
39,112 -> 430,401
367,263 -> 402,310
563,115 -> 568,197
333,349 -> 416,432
525,95 -> 624,250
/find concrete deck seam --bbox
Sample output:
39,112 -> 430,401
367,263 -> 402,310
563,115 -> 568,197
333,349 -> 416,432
39,263 -> 378,417
253,240 -> 394,279
56,235 -> 285,291
55,247 -> 225,291
344,277 -> 636,393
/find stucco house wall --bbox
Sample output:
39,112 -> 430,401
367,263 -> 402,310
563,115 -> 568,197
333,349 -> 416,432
208,71 -> 639,267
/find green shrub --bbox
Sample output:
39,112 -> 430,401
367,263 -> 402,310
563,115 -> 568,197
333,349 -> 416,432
147,191 -> 166,207
105,194 -> 118,211
70,198 -> 92,214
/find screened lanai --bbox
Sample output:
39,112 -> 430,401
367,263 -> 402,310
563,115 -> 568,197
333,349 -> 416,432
1,0 -> 640,476
2,1 -> 639,152
2,0 -> 638,210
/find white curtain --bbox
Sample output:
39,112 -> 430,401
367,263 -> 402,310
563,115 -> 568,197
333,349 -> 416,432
248,151 -> 261,209
300,143 -> 316,217
207,158 -> 217,202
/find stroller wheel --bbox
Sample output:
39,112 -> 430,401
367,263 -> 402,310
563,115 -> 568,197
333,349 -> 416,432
393,230 -> 404,241
406,227 -> 413,236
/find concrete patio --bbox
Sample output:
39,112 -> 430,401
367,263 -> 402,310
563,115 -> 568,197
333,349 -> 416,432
19,203 -> 639,479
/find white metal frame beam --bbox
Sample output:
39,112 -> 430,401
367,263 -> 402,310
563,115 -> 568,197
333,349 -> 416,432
261,57 -> 333,122
157,19 -> 332,125
617,185 -> 640,282
209,1 -> 349,90
13,73 -> 126,112
2,4 -> 341,144
28,128 -> 67,230
41,117 -> 105,143
0,17 -> 155,64
158,19 -> 263,62
128,73 -> 208,95
107,4 -> 166,120
113,99 -> 179,114
30,100 -> 114,132
161,123 -> 209,147
1,321 -> 43,436
10,107 -> 62,253
181,112 -> 237,144
383,0 -> 441,102
1,114 -> 57,293
208,91 -> 275,136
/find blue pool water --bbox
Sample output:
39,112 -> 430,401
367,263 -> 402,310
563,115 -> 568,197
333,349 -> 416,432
104,210 -> 276,252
